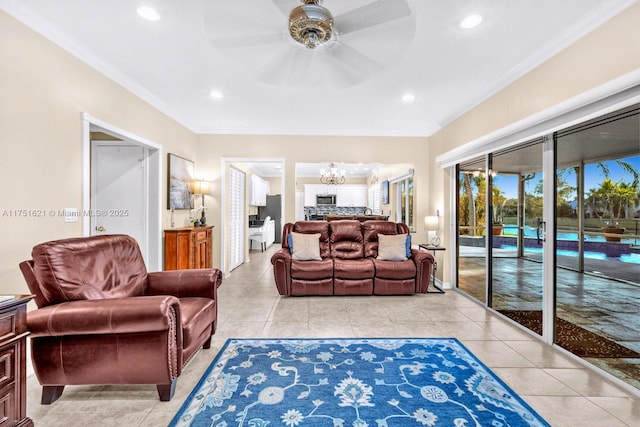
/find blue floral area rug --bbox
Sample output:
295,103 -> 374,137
170,338 -> 549,427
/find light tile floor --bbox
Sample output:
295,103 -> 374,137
459,254 -> 640,390
26,246 -> 640,426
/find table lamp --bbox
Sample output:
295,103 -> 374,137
424,213 -> 440,246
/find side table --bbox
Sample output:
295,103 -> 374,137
419,244 -> 446,293
0,294 -> 34,426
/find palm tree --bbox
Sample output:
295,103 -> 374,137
596,159 -> 639,187
462,173 -> 476,235
586,178 -> 617,221
614,181 -> 640,220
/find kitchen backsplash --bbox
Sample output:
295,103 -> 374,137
304,206 -> 367,216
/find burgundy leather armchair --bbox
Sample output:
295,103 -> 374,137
19,234 -> 222,404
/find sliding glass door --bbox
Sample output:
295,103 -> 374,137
490,139 -> 546,335
554,105 -> 640,389
457,157 -> 487,303
453,103 -> 640,391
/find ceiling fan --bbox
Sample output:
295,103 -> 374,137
204,0 -> 415,88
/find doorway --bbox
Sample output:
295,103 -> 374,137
91,143 -> 148,256
82,113 -> 162,270
220,158 -> 286,274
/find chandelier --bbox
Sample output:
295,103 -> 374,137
320,162 -> 346,185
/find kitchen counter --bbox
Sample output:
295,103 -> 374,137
324,214 -> 389,221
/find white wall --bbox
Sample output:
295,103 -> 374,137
0,11 -> 198,294
428,2 -> 640,284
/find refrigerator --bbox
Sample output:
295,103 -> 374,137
258,194 -> 282,243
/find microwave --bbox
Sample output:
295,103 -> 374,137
316,194 -> 337,206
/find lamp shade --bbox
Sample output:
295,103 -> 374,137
424,215 -> 439,230
191,179 -> 211,195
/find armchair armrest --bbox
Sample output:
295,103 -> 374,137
28,295 -> 180,337
270,248 -> 292,296
410,249 -> 435,293
147,269 -> 223,299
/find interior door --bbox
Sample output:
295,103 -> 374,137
92,142 -> 147,259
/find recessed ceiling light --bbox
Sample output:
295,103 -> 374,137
460,14 -> 483,29
401,93 -> 415,103
137,6 -> 161,21
209,90 -> 224,99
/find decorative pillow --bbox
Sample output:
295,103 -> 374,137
377,234 -> 410,261
287,233 -> 294,254
405,234 -> 412,257
289,232 -> 322,261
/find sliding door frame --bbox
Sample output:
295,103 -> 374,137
541,134 -> 556,343
440,76 -> 640,397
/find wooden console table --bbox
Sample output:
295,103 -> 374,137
164,226 -> 213,270
0,295 -> 34,426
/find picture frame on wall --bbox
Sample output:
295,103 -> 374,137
168,153 -> 194,209
381,180 -> 389,204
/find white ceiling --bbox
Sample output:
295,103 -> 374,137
2,0 -> 636,137
234,161 -> 385,179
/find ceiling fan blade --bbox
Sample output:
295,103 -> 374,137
272,0 -> 300,16
334,0 -> 412,35
212,33 -> 284,49
325,42 -> 384,77
261,47 -> 315,86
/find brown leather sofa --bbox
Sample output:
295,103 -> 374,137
271,220 -> 434,296
19,234 -> 223,403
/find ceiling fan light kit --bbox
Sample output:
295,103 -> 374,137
289,0 -> 334,49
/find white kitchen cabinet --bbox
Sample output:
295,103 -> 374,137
249,175 -> 270,206
336,185 -> 367,207
304,184 -> 325,206
351,185 -> 368,206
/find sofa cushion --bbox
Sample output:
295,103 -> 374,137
291,258 -> 334,280
291,221 -> 331,258
179,297 -> 216,349
334,258 -> 374,279
373,259 -> 417,280
31,234 -> 147,306
363,221 -> 400,258
377,234 -> 410,261
290,232 -> 322,260
330,220 -> 364,259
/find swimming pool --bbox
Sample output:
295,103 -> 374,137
498,245 -> 640,264
498,224 -> 640,264
502,224 -> 636,245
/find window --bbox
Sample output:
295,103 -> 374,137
394,175 -> 414,229
368,184 -> 381,214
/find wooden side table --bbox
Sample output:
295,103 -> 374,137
0,295 -> 34,426
419,244 -> 446,293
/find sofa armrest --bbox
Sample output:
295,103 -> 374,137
410,249 -> 435,293
271,248 -> 292,296
147,269 -> 222,299
28,295 -> 180,337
